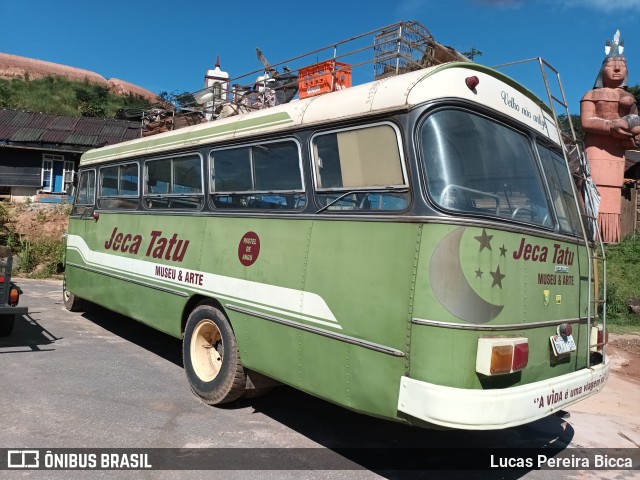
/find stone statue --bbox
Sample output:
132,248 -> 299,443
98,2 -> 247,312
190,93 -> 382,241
580,30 -> 639,243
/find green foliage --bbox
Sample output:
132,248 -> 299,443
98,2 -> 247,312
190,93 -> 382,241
462,48 -> 482,61
158,90 -> 195,109
557,113 -> 584,142
75,81 -> 108,117
604,282 -> 627,317
16,239 -> 34,272
629,84 -> 640,106
0,75 -> 154,118
603,235 -> 640,330
8,235 -> 65,278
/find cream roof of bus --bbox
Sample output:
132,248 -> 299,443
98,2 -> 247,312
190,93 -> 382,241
80,62 -> 552,166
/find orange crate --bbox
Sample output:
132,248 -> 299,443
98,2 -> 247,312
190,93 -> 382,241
298,60 -> 352,99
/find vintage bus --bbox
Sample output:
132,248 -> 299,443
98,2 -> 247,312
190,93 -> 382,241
63,52 -> 609,430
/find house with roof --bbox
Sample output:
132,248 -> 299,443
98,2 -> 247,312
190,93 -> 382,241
0,109 -> 140,202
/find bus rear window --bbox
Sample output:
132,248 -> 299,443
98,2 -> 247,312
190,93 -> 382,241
420,109 -> 551,227
311,123 -> 409,211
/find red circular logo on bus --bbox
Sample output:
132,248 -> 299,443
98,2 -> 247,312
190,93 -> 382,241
238,232 -> 260,266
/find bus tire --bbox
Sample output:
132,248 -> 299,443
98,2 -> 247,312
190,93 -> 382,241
183,304 -> 246,405
63,291 -> 85,312
63,282 -> 86,312
0,314 -> 15,336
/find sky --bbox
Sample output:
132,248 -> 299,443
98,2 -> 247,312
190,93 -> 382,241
2,0 -> 640,113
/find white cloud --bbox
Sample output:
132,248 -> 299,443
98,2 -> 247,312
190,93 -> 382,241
549,0 -> 640,12
473,0 -> 640,11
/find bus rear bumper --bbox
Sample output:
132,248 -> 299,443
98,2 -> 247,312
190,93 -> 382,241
397,357 -> 610,430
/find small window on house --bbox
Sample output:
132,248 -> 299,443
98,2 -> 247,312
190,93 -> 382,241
144,154 -> 204,210
98,162 -> 139,210
63,161 -> 75,192
311,123 -> 409,211
42,159 -> 53,193
209,140 -> 305,210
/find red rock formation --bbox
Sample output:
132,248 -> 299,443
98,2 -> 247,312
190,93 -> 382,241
0,52 -> 158,102
0,52 -> 107,85
106,78 -> 159,103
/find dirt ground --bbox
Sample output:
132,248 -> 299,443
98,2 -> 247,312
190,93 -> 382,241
567,333 -> 640,450
609,335 -> 640,381
3,202 -> 69,241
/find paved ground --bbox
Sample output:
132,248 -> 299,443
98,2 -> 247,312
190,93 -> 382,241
0,278 -> 638,479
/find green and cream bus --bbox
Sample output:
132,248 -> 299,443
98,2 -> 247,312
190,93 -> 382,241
63,59 -> 609,430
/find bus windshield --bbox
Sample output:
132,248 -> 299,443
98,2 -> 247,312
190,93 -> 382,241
420,109 -> 552,228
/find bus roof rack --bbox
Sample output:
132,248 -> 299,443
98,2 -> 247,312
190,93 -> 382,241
141,21 -> 470,136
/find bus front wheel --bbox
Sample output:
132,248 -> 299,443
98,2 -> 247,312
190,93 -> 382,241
183,304 -> 246,405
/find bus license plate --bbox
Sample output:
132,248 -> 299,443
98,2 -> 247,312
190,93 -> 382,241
550,334 -> 576,356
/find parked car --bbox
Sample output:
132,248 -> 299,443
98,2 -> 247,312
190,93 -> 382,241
0,255 -> 27,336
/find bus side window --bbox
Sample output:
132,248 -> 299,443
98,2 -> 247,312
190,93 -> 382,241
97,163 -> 140,210
312,123 -> 409,211
72,170 -> 96,216
144,154 -> 204,210
209,140 -> 305,210
537,144 -> 582,235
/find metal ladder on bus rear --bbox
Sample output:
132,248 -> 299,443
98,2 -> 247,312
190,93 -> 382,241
534,58 -> 607,367
495,58 -> 607,367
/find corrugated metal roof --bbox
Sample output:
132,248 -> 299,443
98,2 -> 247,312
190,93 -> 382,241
10,127 -> 45,142
0,125 -> 18,139
123,130 -> 140,141
47,116 -> 78,131
100,124 -> 127,136
27,114 -> 55,129
66,134 -> 99,145
9,110 -> 34,127
0,108 -> 141,149
40,130 -> 72,143
75,119 -> 106,135
0,110 -> 20,125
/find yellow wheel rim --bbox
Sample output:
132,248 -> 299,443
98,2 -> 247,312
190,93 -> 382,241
191,319 -> 223,382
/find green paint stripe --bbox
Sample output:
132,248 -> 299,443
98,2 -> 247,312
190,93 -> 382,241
81,112 -> 294,165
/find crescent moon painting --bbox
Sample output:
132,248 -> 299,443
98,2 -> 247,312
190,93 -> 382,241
429,227 -> 504,324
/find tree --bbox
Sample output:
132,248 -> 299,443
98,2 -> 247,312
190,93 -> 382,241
158,90 -> 195,109
75,82 -> 108,117
557,113 -> 584,142
462,48 -> 482,61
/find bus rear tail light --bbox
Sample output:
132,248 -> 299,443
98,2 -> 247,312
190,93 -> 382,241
590,325 -> 608,352
0,275 -> 4,283
476,337 -> 528,376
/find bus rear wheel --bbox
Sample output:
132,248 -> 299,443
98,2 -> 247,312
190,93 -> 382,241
63,279 -> 86,312
183,304 -> 245,405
